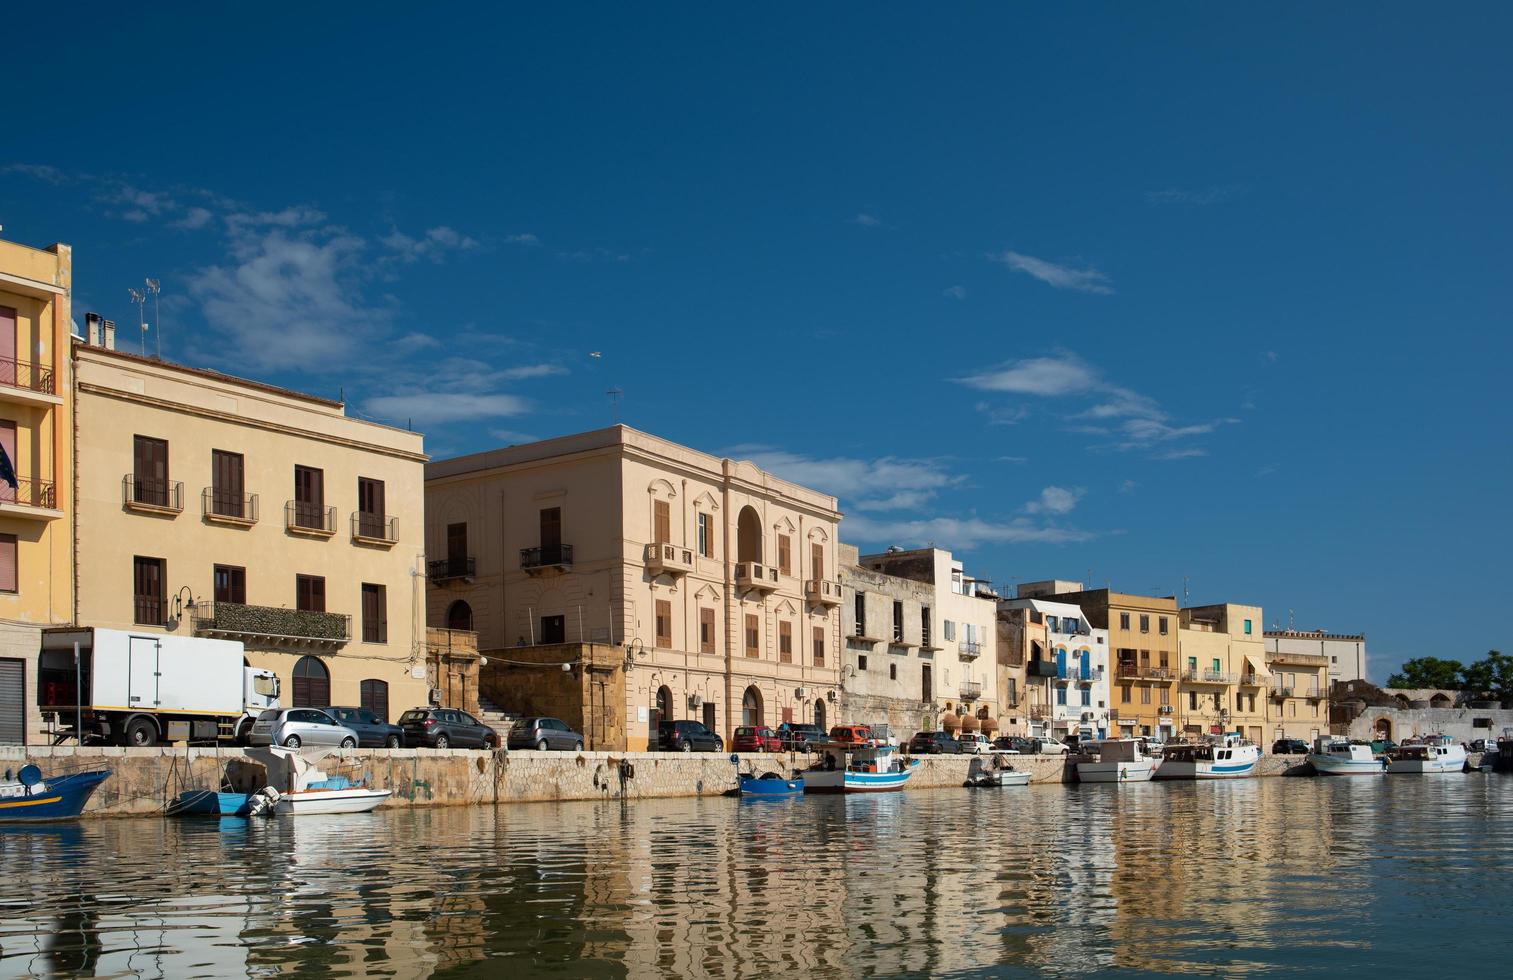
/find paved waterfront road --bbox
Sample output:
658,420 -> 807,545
1,775 -> 1510,978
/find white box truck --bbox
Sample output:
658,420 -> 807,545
38,627 -> 281,746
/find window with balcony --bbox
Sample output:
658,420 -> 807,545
362,583 -> 387,643
0,533 -> 15,594
132,435 -> 174,508
292,465 -> 327,530
356,477 -> 389,540
541,615 -> 565,644
296,574 -> 326,613
655,599 -> 672,647
813,627 -> 825,666
854,592 -> 866,636
699,607 -> 715,653
921,606 -> 932,646
744,613 -> 759,658
133,556 -> 165,625
211,449 -> 247,519
779,620 -> 792,663
214,564 -> 246,604
810,542 -> 823,580
653,499 -> 671,544
736,506 -> 762,564
541,507 -> 563,558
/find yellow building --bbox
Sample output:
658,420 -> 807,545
0,236 -> 73,745
1047,589 -> 1179,740
1176,603 -> 1266,743
71,335 -> 428,738
1264,647 -> 1329,742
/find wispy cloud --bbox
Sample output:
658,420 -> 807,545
1118,479 -> 1138,494
943,285 -> 967,301
1145,185 -> 1240,206
381,225 -> 479,263
1025,486 -> 1084,515
974,401 -> 1028,427
503,233 -> 540,246
957,355 -> 1100,396
497,363 -> 568,381
841,513 -> 1095,550
724,446 -> 963,513
365,391 -> 531,427
989,250 -> 1112,294
1,163 -> 67,184
849,212 -> 883,228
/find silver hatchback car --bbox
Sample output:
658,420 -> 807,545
247,708 -> 359,748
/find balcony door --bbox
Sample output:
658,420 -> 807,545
134,435 -> 169,507
212,450 -> 245,518
357,477 -> 386,537
294,465 -> 324,528
0,421 -> 14,504
539,507 -> 562,563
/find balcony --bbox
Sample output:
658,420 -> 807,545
1158,705 -> 1175,715
645,541 -> 695,577
1181,670 -> 1235,685
1269,651 -> 1329,667
201,488 -> 258,527
959,681 -> 983,701
352,511 -> 398,546
285,500 -> 336,537
1028,703 -> 1052,720
959,640 -> 983,661
804,578 -> 843,605
734,560 -> 778,592
123,474 -> 183,516
0,477 -> 61,521
1270,686 -> 1293,700
1239,672 -> 1263,687
1304,688 -> 1324,701
192,601 -> 351,650
0,355 -> 60,406
1028,660 -> 1059,678
521,544 -> 573,574
1117,663 -> 1174,682
428,557 -> 476,585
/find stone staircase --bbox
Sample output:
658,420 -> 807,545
474,695 -> 518,738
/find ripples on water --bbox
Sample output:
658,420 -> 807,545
2,776 -> 1511,978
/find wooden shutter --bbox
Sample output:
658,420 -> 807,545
133,556 -> 163,624
360,679 -> 390,723
655,599 -> 672,647
214,565 -> 246,604
744,614 -> 759,658
813,627 -> 825,667
292,656 -> 330,708
212,450 -> 244,517
134,436 -> 169,506
363,583 -> 387,643
297,574 -> 326,613
540,507 -> 562,550
699,608 -> 716,654
779,621 -> 792,663
777,535 -> 791,575
447,522 -> 468,567
653,500 -> 670,544
358,478 -> 386,537
0,422 -> 15,504
0,534 -> 16,593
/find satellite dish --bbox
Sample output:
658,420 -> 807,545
18,764 -> 42,787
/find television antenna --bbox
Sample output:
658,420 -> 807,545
606,386 -> 623,423
127,287 -> 149,355
145,279 -> 162,358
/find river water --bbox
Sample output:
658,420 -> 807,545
1,775 -> 1509,978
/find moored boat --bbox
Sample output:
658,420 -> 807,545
803,742 -> 918,793
1387,735 -> 1467,774
738,771 -> 805,797
0,766 -> 111,822
966,764 -> 1031,788
1157,734 -> 1261,780
1077,738 -> 1159,783
244,745 -> 390,816
1308,737 -> 1384,776
168,789 -> 252,817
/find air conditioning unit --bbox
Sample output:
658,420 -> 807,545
795,687 -> 807,699
690,694 -> 704,710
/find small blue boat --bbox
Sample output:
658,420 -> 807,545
168,789 -> 253,817
738,771 -> 805,797
0,766 -> 111,822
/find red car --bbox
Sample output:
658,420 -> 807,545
732,726 -> 783,752
829,724 -> 874,746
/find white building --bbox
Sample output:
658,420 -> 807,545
998,597 -> 1110,742
1264,629 -> 1367,686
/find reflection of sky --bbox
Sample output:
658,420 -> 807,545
2,779 -> 1512,977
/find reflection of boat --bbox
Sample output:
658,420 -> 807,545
168,789 -> 253,816
1157,734 -> 1261,779
0,766 -> 111,822
738,771 -> 805,796
1308,737 -> 1384,776
1387,735 -> 1467,774
1077,739 -> 1159,783
804,742 -> 918,793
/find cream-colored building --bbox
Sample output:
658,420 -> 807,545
1264,646 -> 1329,742
0,236 -> 74,745
423,426 -> 843,749
1176,603 -> 1266,743
838,542 -> 939,737
72,335 -> 428,733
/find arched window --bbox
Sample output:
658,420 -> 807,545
292,656 -> 330,707
742,685 -> 763,727
446,599 -> 473,632
737,506 -> 763,564
814,698 -> 826,731
360,679 -> 390,722
651,684 -> 674,734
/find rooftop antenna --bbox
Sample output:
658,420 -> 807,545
1288,608 -> 1295,631
128,287 -> 148,355
1183,576 -> 1190,604
606,386 -> 623,423
145,279 -> 161,358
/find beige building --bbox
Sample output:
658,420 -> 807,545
1265,628 -> 1367,686
838,542 -> 939,738
1176,603 -> 1266,743
423,426 -> 843,749
1264,645 -> 1328,742
1046,589 -> 1180,739
0,236 -> 74,744
72,336 -> 428,732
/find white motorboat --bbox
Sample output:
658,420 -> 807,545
803,742 -> 918,793
1077,738 -> 1159,783
271,784 -> 391,815
965,757 -> 1031,788
1157,734 -> 1261,780
1387,735 -> 1467,774
1308,737 -> 1384,776
244,745 -> 391,815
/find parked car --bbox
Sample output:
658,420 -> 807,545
829,725 -> 874,746
658,719 -> 724,752
1032,737 -> 1069,755
994,735 -> 1036,754
1470,738 -> 1493,753
732,726 -> 783,752
1271,738 -> 1310,755
507,716 -> 585,751
247,708 -> 358,748
868,724 -> 901,748
776,722 -> 825,750
957,732 -> 992,755
323,706 -> 404,748
909,731 -> 961,754
398,707 -> 500,749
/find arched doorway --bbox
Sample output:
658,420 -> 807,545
651,684 -> 674,738
737,506 -> 763,564
742,685 -> 763,727
1374,716 -> 1393,741
292,656 -> 330,707
360,679 -> 390,723
814,698 -> 826,731
446,599 -> 473,632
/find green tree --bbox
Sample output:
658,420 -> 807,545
1462,650 -> 1512,699
1384,656 -> 1465,689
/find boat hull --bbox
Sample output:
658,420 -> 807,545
1077,760 -> 1157,783
168,790 -> 253,817
0,771 -> 111,822
803,763 -> 917,793
738,773 -> 805,797
967,769 -> 1031,787
1157,752 -> 1260,780
1387,749 -> 1468,774
1309,754 -> 1384,776
272,789 -> 391,815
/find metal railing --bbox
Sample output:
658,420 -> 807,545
1028,660 -> 1059,678
1180,669 -> 1235,684
960,640 -> 983,659
285,500 -> 336,534
0,355 -> 55,395
192,601 -> 351,644
1239,672 -> 1262,686
0,476 -> 56,510
352,511 -> 398,543
123,474 -> 183,512
428,557 -> 476,583
1271,686 -> 1293,699
521,544 -> 573,569
1118,663 -> 1174,681
959,681 -> 983,700
201,487 -> 258,523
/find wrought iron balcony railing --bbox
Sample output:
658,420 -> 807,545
521,544 -> 573,570
0,476 -> 57,510
285,500 -> 336,535
0,355 -> 55,396
123,474 -> 183,513
352,511 -> 398,544
192,601 -> 351,647
428,557 -> 476,583
201,487 -> 258,524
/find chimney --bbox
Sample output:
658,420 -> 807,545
102,319 -> 116,350
85,312 -> 101,346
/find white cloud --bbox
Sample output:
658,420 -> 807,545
727,447 -> 963,512
1025,486 -> 1084,515
957,354 -> 1100,396
989,250 -> 1112,294
382,225 -> 478,263
974,401 -> 1028,426
365,391 -> 531,427
173,206 -> 215,230
504,233 -> 540,246
1,163 -> 67,184
943,285 -> 967,301
1118,479 -> 1138,494
497,363 -> 567,381
1152,447 -> 1207,460
1145,186 -> 1239,206
849,212 -> 882,228
841,513 -> 1095,550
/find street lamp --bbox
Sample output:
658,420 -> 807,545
165,586 -> 197,631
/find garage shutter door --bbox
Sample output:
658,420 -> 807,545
0,659 -> 23,745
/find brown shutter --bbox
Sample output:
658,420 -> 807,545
134,436 -> 169,506
655,599 -> 672,647
0,534 -> 16,593
779,621 -> 792,663
813,626 -> 825,667
745,614 -> 759,658
298,575 -> 327,613
653,500 -> 670,544
540,507 -> 562,550
778,535 -> 791,575
361,680 -> 390,723
699,608 -> 716,654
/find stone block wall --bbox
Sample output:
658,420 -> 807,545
479,643 -> 627,750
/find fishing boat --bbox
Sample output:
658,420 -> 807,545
1077,738 -> 1160,783
1157,734 -> 1261,780
0,765 -> 111,822
1308,736 -> 1385,776
1387,735 -> 1467,774
244,745 -> 390,816
803,741 -> 918,793
167,789 -> 253,817
738,771 -> 805,797
965,758 -> 1031,788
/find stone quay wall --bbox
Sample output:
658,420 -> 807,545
0,745 -> 1480,819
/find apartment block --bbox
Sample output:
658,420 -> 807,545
1263,645 -> 1329,742
1265,628 -> 1367,686
1045,588 -> 1180,739
838,542 -> 939,739
1176,603 -> 1266,744
999,593 -> 1111,742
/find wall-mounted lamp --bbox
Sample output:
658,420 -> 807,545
165,586 -> 197,631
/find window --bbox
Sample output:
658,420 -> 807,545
1119,612 -> 1130,630
1121,685 -> 1132,704
1159,651 -> 1169,668
813,627 -> 826,666
1159,616 -> 1168,635
944,619 -> 956,642
1160,686 -> 1170,706
296,574 -> 326,613
921,664 -> 932,700
1212,658 -> 1221,674
133,556 -> 165,625
540,507 -> 562,556
211,449 -> 245,518
1140,686 -> 1151,705
779,621 -> 793,663
447,522 -> 468,568
1235,693 -> 1244,711
1056,685 -> 1067,706
810,542 -> 823,580
858,654 -> 868,672
1047,615 -> 1059,633
777,534 -> 792,575
655,599 -> 672,647
653,499 -> 671,544
1139,614 -> 1150,633
446,599 -> 472,631
362,583 -> 387,643
1243,618 -> 1253,636
1064,617 -> 1080,634
696,512 -> 713,557
1080,686 -> 1091,707
745,614 -> 759,658
854,593 -> 867,636
699,607 -> 715,654
293,465 -> 325,529
292,656 -> 330,707
889,663 -> 897,681
357,477 -> 387,538
214,564 -> 246,604
540,615 -> 565,644
360,679 -> 390,723
893,601 -> 904,642
921,606 -> 932,646
1187,656 -> 1198,674
1189,691 -> 1198,710
133,435 -> 170,507
1140,649 -> 1150,667
0,533 -> 15,594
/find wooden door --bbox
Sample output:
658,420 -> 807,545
540,507 -> 562,559
358,477 -> 386,537
212,450 -> 244,517
811,543 -> 823,581
134,435 -> 169,506
653,499 -> 670,544
294,466 -> 324,527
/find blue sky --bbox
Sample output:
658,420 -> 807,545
4,5 -> 1510,677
